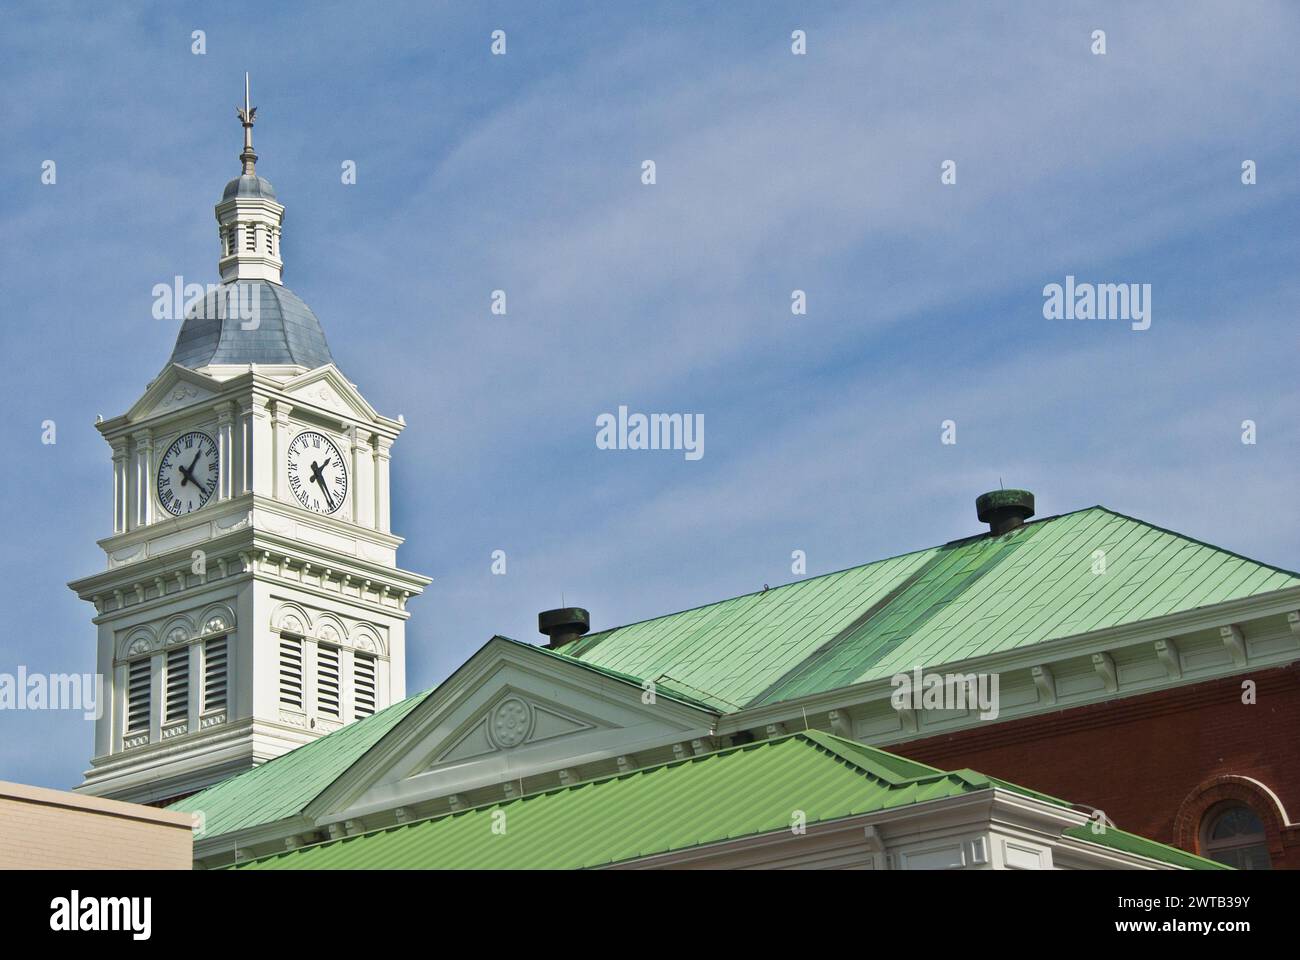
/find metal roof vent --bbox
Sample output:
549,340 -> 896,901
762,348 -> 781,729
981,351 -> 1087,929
976,489 -> 1035,536
539,607 -> 590,648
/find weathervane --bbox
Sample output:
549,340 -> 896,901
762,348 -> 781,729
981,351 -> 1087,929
236,72 -> 258,175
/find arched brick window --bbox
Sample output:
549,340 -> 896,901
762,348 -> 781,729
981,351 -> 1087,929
1200,804 -> 1271,869
1174,776 -> 1286,869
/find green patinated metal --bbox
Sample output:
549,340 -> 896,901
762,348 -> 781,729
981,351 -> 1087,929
751,522 -> 1045,704
1060,824 -> 1227,870
561,507 -> 1300,710
172,505 -> 1299,848
228,731 -> 1227,870
976,488 -> 1035,517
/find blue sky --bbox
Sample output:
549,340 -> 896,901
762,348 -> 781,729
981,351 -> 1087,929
2,1 -> 1298,789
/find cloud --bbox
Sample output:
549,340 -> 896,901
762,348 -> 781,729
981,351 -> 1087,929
2,0 -> 1297,789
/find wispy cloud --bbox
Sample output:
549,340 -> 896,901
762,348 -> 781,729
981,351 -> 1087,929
1,0 -> 1296,788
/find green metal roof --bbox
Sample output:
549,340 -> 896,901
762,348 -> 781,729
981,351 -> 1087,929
230,731 -> 1225,870
559,507 -> 1300,711
1060,824 -> 1228,870
175,504 -> 1294,852
171,690 -> 432,839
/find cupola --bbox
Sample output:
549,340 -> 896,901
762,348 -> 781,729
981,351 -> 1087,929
215,74 -> 286,284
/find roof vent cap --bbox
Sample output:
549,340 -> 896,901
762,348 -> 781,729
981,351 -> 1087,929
976,489 -> 1035,535
538,607 -> 590,648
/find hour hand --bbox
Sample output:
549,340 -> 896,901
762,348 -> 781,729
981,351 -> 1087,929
309,461 -> 336,512
179,450 -> 202,486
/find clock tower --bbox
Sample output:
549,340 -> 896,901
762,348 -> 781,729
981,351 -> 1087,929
68,79 -> 430,805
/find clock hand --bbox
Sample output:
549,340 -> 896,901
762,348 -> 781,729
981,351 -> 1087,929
309,460 -> 336,512
178,450 -> 202,487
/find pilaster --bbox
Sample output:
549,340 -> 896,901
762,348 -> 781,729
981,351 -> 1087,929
352,428 -> 375,528
247,395 -> 272,496
271,400 -> 293,500
132,429 -> 155,528
111,439 -> 129,534
374,435 -> 393,534
215,401 -> 235,501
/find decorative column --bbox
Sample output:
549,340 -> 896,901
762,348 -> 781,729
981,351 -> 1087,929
339,647 -> 355,724
271,400 -> 293,500
351,427 -> 375,528
132,429 -> 154,527
374,436 -> 393,533
235,399 -> 251,496
111,439 -> 129,533
303,638 -> 319,725
244,395 -> 269,494
149,652 -> 163,745
110,661 -> 127,753
216,401 -> 235,501
245,396 -> 272,495
188,641 -> 203,732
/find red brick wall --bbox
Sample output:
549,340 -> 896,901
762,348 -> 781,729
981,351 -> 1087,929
891,663 -> 1300,868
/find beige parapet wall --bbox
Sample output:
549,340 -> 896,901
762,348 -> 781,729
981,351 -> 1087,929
0,780 -> 192,869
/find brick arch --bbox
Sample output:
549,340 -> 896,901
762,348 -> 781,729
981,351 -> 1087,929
1173,775 -> 1288,864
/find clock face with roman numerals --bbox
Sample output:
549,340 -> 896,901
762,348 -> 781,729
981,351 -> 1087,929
157,431 -> 219,516
287,430 -> 348,515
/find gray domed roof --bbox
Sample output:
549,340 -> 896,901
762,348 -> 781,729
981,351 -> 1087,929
168,280 -> 334,369
222,174 -> 277,200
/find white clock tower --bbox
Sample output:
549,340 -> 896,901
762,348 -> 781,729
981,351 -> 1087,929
68,79 -> 430,805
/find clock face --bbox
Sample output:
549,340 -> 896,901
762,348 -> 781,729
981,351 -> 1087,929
157,431 -> 219,516
287,431 -> 348,515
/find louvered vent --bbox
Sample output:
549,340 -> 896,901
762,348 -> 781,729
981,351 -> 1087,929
244,225 -> 256,251
317,645 -> 340,718
204,638 -> 228,712
354,653 -> 376,718
127,658 -> 151,734
279,637 -> 303,708
165,647 -> 189,723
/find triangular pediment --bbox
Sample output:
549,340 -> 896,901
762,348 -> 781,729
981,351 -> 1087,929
308,637 -> 717,822
282,365 -> 380,424
436,693 -> 596,764
127,365 -> 222,422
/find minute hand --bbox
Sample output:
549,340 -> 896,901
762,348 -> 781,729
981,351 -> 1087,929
179,449 -> 202,486
309,460 -> 336,512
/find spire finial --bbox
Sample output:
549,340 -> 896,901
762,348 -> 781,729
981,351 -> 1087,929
236,72 -> 258,176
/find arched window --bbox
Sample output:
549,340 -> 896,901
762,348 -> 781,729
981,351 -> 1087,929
203,637 -> 228,713
165,646 -> 189,724
126,655 -> 152,736
1201,805 -> 1272,870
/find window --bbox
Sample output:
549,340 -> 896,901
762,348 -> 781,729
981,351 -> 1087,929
126,658 -> 151,734
268,229 -> 276,256
204,638 -> 228,712
224,226 -> 235,256
165,647 -> 189,723
279,637 -> 303,709
317,644 -> 340,718
244,225 -> 257,252
354,653 -> 376,718
1202,805 -> 1271,870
